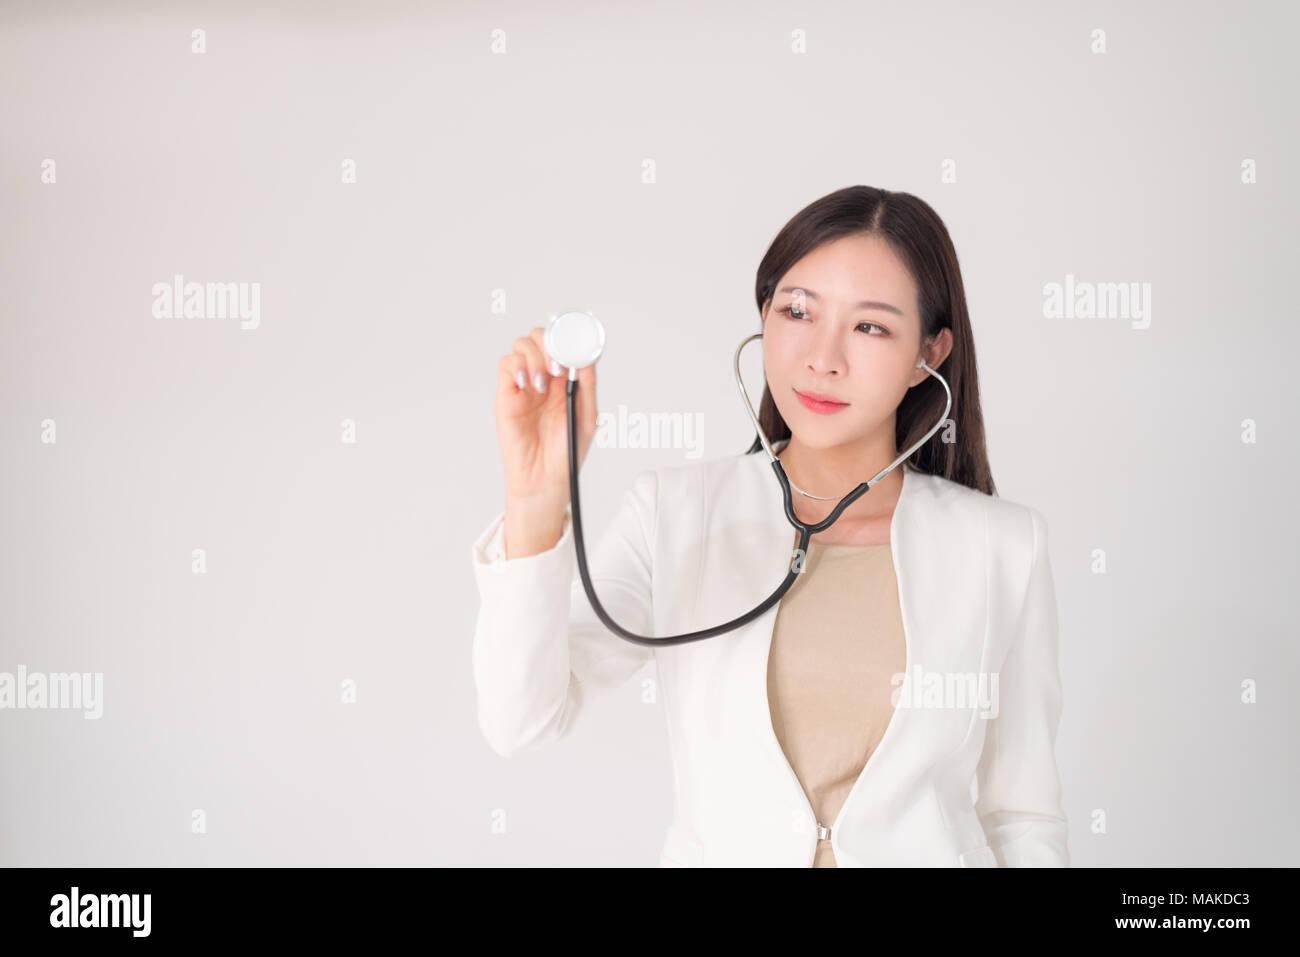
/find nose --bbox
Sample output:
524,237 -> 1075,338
805,322 -> 845,377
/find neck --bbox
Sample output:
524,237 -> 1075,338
775,431 -> 905,527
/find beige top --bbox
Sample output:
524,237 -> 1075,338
766,539 -> 907,868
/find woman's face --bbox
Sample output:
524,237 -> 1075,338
761,233 -> 928,452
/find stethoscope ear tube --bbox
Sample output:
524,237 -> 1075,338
734,332 -> 953,498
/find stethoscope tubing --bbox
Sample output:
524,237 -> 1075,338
567,378 -> 816,646
563,335 -> 952,646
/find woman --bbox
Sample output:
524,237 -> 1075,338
470,185 -> 1069,868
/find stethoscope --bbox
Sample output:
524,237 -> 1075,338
544,308 -> 953,647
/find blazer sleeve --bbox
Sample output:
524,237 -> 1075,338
974,506 -> 1070,866
469,469 -> 657,758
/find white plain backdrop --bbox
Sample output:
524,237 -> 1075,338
1,0 -> 1296,866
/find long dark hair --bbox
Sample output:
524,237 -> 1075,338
745,185 -> 996,496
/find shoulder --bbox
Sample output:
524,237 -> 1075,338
645,448 -> 767,499
906,467 -> 1046,561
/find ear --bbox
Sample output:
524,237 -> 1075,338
927,328 -> 954,368
911,328 -> 954,385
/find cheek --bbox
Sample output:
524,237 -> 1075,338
850,356 -> 909,404
761,325 -> 802,382
832,350 -> 916,421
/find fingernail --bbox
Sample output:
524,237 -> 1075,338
550,359 -> 561,376
533,371 -> 546,393
515,369 -> 527,390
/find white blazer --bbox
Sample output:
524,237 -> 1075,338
470,441 -> 1069,867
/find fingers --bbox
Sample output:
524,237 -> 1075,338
529,327 -> 566,388
498,351 -> 535,400
503,327 -> 560,395
501,326 -> 597,408
500,330 -> 544,397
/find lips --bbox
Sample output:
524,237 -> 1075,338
796,389 -> 846,405
794,388 -> 849,414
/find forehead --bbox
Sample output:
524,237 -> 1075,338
777,234 -> 916,308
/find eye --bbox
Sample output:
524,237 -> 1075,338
777,305 -> 889,336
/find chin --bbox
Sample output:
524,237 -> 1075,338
785,422 -> 850,447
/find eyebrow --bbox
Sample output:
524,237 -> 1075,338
776,286 -> 904,316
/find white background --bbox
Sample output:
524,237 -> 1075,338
1,0 -> 1295,865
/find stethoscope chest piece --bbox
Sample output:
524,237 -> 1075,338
545,309 -> 605,373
